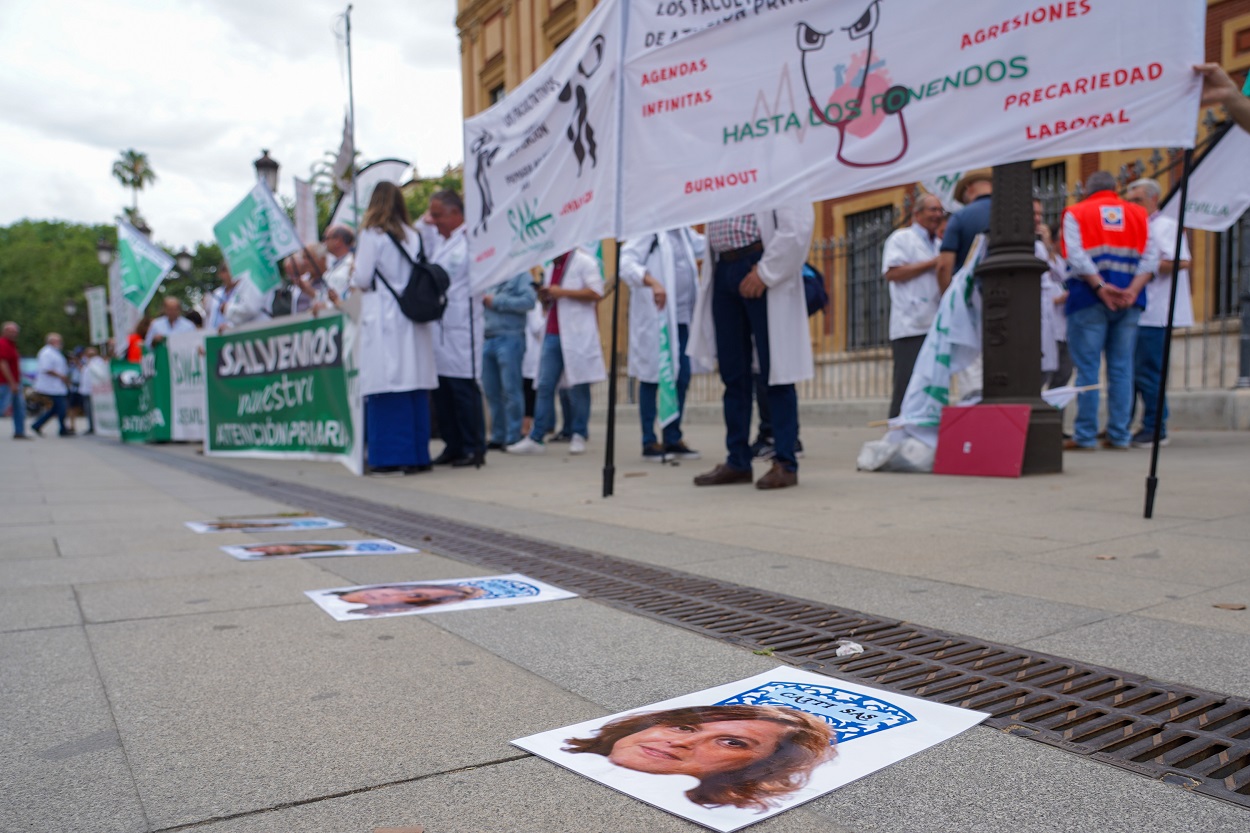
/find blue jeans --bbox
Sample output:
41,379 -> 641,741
712,253 -> 798,471
1068,304 -> 1141,447
638,323 -> 691,448
1134,326 -> 1169,436
530,334 -> 590,441
32,394 -> 68,435
0,384 -> 26,437
482,332 -> 525,445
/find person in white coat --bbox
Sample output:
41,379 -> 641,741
508,247 -> 606,455
618,227 -> 706,461
420,190 -> 487,467
688,205 -> 814,490
349,181 -> 438,474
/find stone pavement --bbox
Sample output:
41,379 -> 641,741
3,412 -> 1249,833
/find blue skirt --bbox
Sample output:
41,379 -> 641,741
365,390 -> 431,468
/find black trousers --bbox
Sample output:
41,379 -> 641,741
889,335 -> 926,419
432,376 -> 485,459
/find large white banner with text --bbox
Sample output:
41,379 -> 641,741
1160,125 -> 1250,232
464,0 -> 622,287
617,0 -> 1205,237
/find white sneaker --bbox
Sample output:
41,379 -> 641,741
569,434 -> 587,454
507,437 -> 545,455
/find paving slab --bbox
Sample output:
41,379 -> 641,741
0,626 -> 148,833
86,603 -> 599,830
0,583 -> 82,632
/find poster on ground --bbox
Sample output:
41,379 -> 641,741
306,573 -> 577,621
186,516 -> 347,534
203,311 -> 363,475
221,539 -> 418,561
515,667 -> 987,832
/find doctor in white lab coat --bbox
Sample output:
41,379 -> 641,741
618,226 -> 705,460
507,246 -> 605,455
688,203 -> 814,489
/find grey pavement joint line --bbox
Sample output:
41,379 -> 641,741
147,753 -> 532,832
71,584 -> 154,832
122,444 -> 1250,811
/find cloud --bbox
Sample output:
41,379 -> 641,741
0,0 -> 464,247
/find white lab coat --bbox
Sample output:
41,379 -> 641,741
417,221 -> 483,380
542,248 -> 606,386
618,228 -> 706,384
350,226 -> 438,396
522,301 -> 545,381
688,203 -> 815,386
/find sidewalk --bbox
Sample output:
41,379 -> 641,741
3,417 -> 1248,833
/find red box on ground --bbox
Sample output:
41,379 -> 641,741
932,404 -> 1032,478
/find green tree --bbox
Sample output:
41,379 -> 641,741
0,220 -> 112,353
404,166 -> 464,222
153,241 -> 222,316
112,149 -> 158,213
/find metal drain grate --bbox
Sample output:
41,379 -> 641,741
133,446 -> 1250,808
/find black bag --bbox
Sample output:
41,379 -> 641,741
374,231 -> 450,323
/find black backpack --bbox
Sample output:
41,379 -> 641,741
374,231 -> 450,323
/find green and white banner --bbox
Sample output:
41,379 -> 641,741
112,351 -> 171,444
85,356 -> 119,439
116,219 -> 173,312
656,318 -> 679,428
213,182 -> 303,295
166,331 -> 207,442
204,311 -> 362,474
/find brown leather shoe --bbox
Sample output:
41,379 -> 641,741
693,463 -> 753,486
755,461 -> 798,490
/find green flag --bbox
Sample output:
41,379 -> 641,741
213,182 -> 303,294
116,220 -> 174,311
657,317 -> 679,428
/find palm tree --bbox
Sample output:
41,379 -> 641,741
112,149 -> 157,212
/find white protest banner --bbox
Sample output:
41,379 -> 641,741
213,182 -> 303,295
294,177 -> 319,245
618,0 -> 1204,237
166,330 -> 206,442
116,219 -> 174,312
328,159 -> 410,232
85,355 -> 119,438
84,286 -> 109,345
463,0 -> 622,287
108,258 -> 141,352
1159,125 -> 1250,232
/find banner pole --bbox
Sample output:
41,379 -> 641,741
603,242 -> 621,498
345,4 -> 359,226
1144,148 -> 1193,520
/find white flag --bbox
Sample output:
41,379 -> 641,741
328,158 -> 410,232
332,115 -> 354,191
294,177 -> 318,245
1159,125 -> 1250,232
464,0 -> 622,288
618,0 -> 1204,237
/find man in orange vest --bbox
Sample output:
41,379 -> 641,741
1059,171 -> 1159,451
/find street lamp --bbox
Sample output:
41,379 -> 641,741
253,149 -> 280,193
175,248 -> 193,273
96,237 -> 115,267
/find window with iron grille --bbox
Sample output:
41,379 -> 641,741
1214,209 -> 1250,320
489,84 -> 506,104
1032,162 -> 1067,229
845,205 -> 896,350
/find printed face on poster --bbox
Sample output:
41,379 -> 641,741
306,573 -> 577,621
515,667 -> 986,832
220,539 -> 418,561
186,517 -> 347,534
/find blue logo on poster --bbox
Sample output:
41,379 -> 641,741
357,543 -> 397,552
1100,205 -> 1124,230
716,681 -> 916,743
463,578 -> 540,599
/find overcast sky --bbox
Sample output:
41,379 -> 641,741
0,0 -> 465,252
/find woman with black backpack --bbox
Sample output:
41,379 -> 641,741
350,182 -> 439,474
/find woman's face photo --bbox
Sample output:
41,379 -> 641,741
607,719 -> 785,778
339,585 -> 469,607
